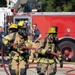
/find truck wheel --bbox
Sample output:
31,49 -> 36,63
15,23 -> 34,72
58,41 -> 75,62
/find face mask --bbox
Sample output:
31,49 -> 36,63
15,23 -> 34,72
18,28 -> 28,39
48,34 -> 54,43
48,33 -> 58,43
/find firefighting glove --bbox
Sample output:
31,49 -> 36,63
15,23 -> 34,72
66,58 -> 71,62
59,55 -> 71,62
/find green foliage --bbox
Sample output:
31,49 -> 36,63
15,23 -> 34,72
63,2 -> 72,11
40,0 -> 75,12
0,0 -> 7,7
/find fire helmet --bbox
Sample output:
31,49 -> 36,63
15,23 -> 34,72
8,23 -> 17,29
47,26 -> 58,34
18,20 -> 25,27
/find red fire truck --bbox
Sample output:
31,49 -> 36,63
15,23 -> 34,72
7,12 -> 75,62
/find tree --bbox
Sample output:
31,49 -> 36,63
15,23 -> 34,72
0,0 -> 7,7
40,0 -> 55,12
39,0 -> 75,12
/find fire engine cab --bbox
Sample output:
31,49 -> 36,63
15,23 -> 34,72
6,12 -> 75,62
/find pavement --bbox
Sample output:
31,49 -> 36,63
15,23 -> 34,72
0,56 -> 75,75
0,64 -> 75,75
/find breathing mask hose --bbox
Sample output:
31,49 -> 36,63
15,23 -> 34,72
1,46 -> 10,75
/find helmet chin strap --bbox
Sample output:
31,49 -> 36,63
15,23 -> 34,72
1,46 -> 10,75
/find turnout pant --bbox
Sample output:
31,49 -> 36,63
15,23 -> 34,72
38,63 -> 56,75
9,59 -> 27,75
29,42 -> 39,62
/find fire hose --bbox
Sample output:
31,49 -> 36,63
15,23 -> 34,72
1,46 -> 10,75
66,69 -> 75,75
1,44 -> 75,75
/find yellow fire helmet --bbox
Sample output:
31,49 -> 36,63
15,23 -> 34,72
18,20 -> 25,27
47,26 -> 58,34
9,23 -> 17,29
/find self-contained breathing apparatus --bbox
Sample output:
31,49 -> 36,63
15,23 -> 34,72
18,20 -> 30,40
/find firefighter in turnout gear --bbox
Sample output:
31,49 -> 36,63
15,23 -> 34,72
35,26 -> 60,75
2,20 -> 32,75
47,26 -> 63,68
5,23 -> 18,55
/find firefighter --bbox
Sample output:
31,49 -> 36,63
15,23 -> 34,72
47,26 -> 63,68
6,23 -> 18,55
35,26 -> 59,75
2,20 -> 31,75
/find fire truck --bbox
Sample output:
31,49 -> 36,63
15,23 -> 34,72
6,12 -> 75,62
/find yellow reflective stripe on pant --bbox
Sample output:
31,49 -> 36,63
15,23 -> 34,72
48,59 -> 55,64
12,56 -> 24,61
39,59 -> 54,64
39,59 -> 48,63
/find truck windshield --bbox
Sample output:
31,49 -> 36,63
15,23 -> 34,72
14,18 -> 28,24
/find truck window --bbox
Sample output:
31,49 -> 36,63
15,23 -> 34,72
14,18 -> 28,24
